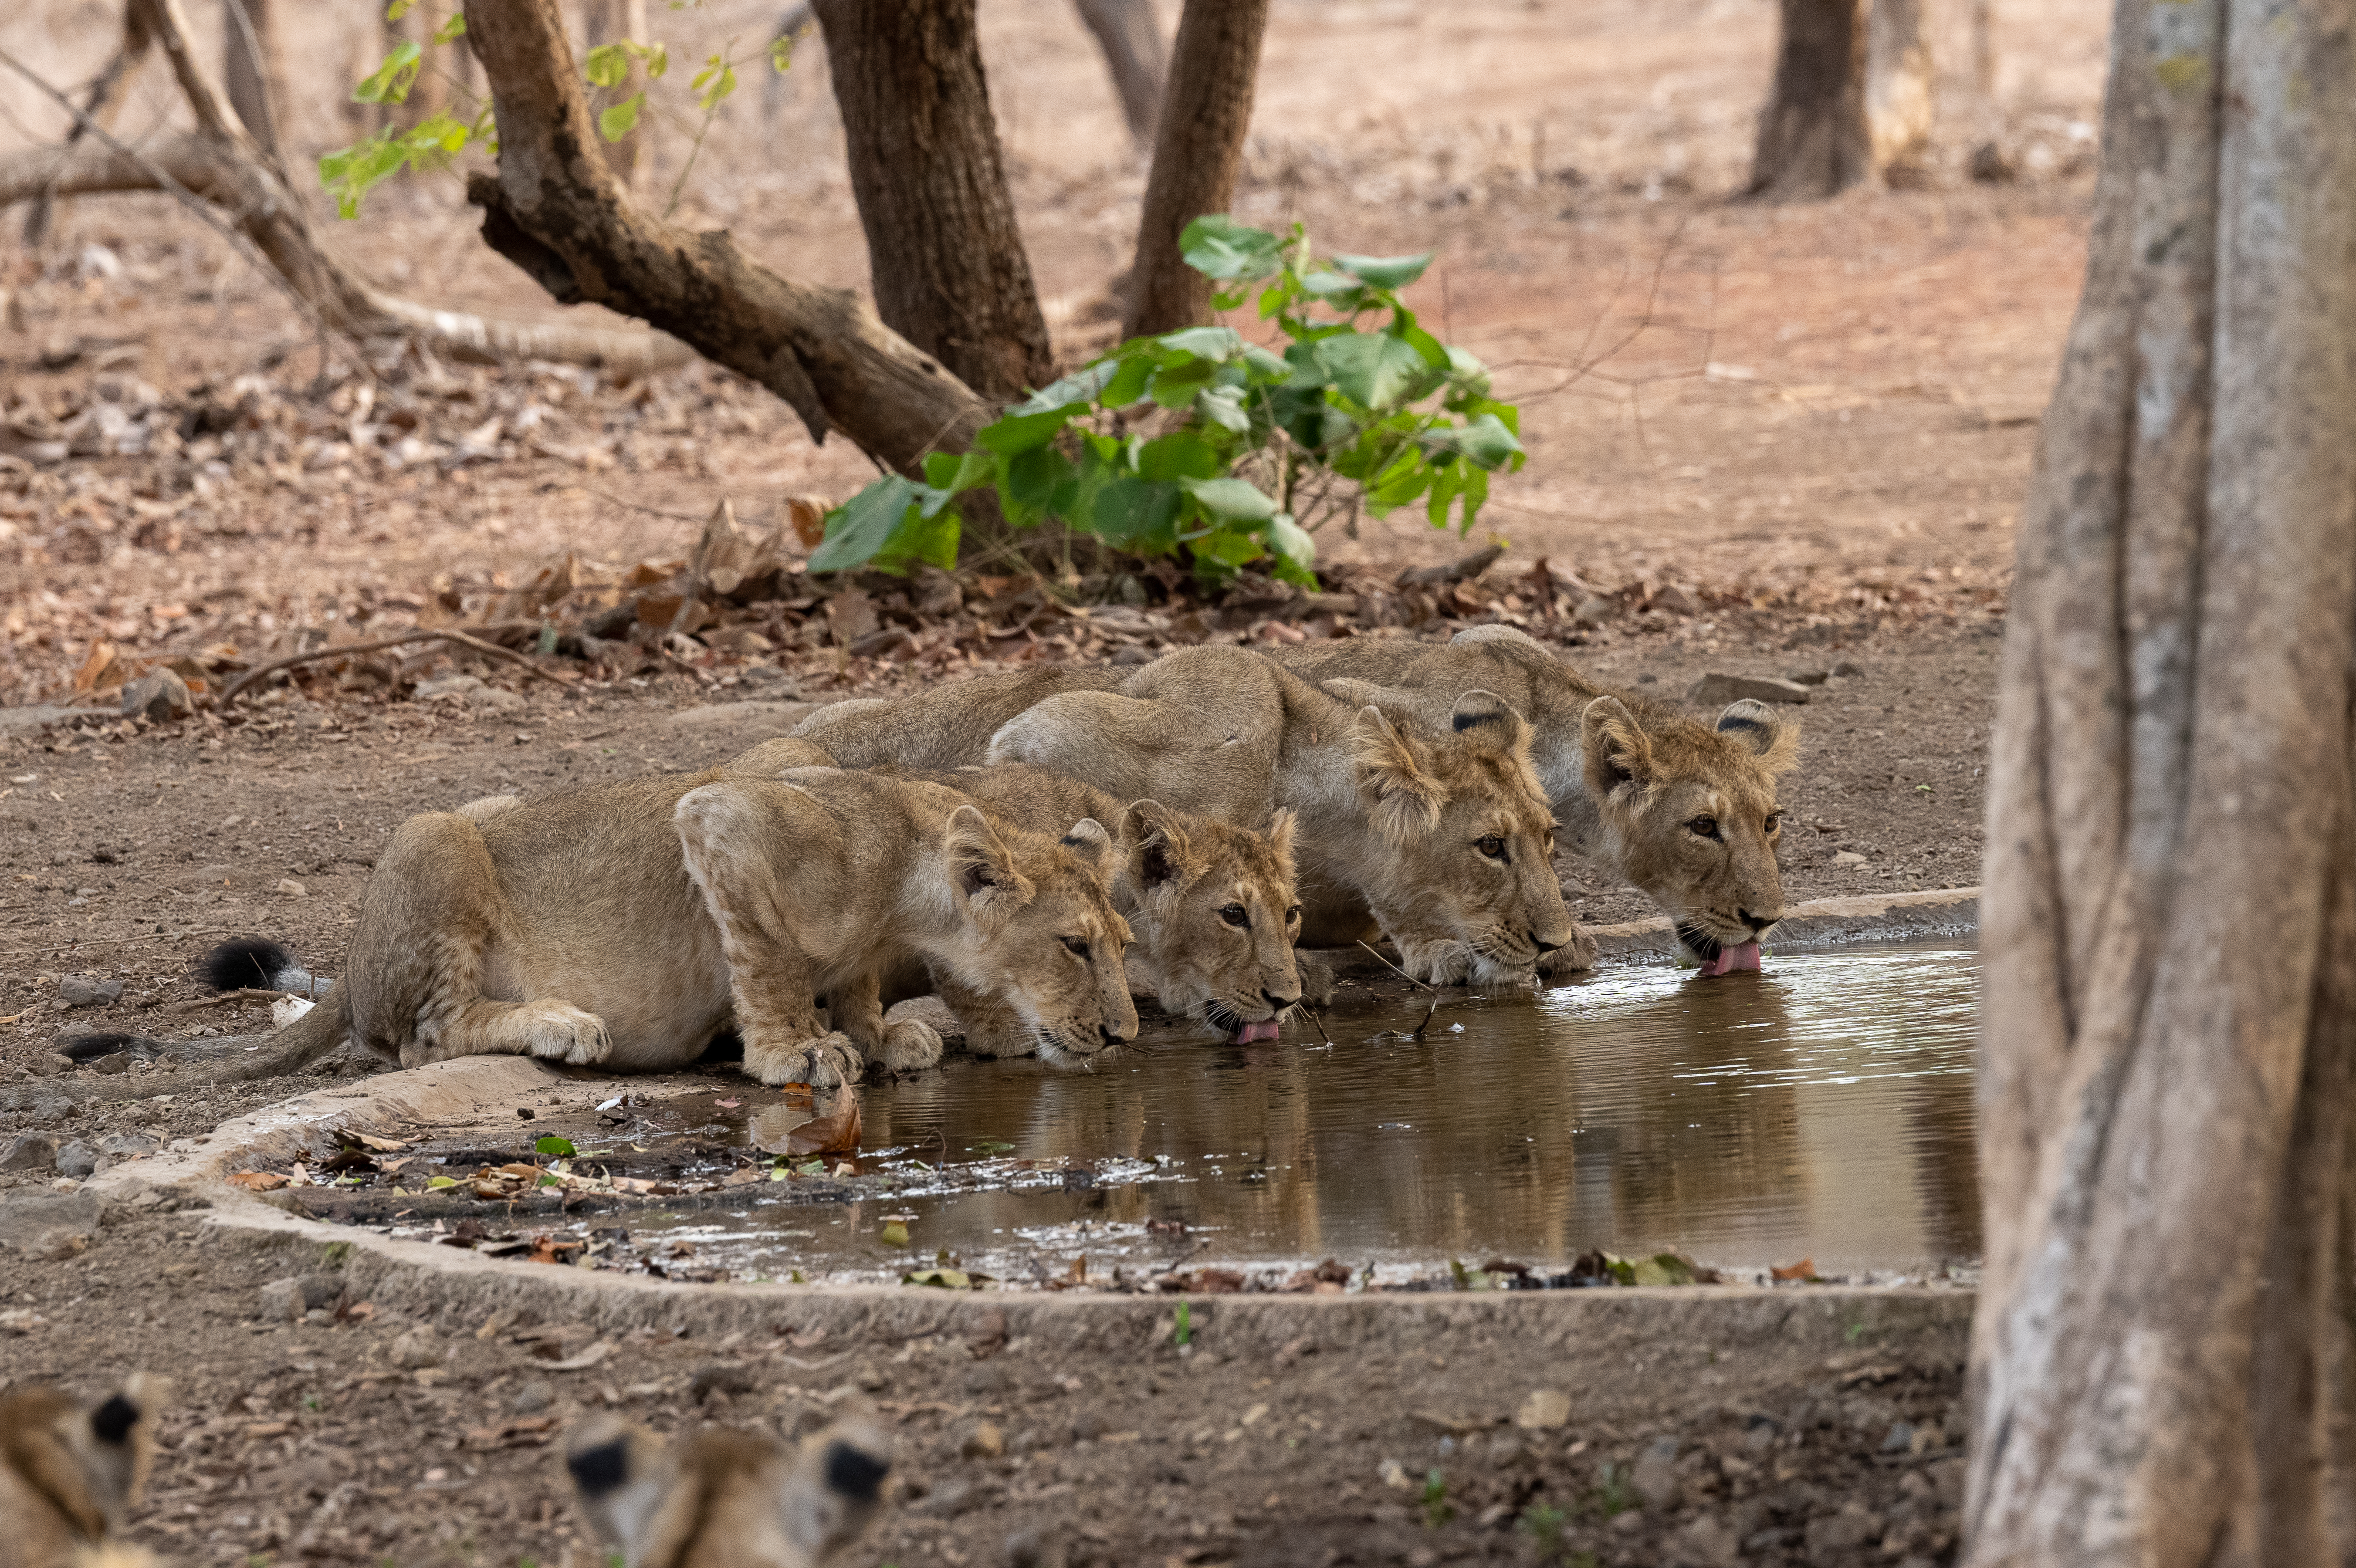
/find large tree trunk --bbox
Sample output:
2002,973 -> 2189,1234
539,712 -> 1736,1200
20,4 -> 151,245
581,0 -> 647,191
463,0 -> 993,473
1123,0 -> 1268,339
221,0 -> 283,165
1073,0 -> 1167,148
1967,0 -> 2356,1561
809,0 -> 1051,403
1748,0 -> 1869,199
1862,0 -> 1930,182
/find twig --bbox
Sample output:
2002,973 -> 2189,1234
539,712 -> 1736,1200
1302,1006 -> 1333,1045
219,628 -> 569,704
1355,940 -> 1435,990
160,987 -> 290,1013
1354,939 -> 1445,1038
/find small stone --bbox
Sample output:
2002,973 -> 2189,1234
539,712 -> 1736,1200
1653,584 -> 1702,615
961,1420 -> 1004,1460
1631,1435 -> 1682,1511
1070,1410 -> 1106,1443
121,668 -> 193,723
1516,1388 -> 1571,1429
58,975 -> 124,1007
52,1140 -> 98,1179
393,1328 -> 444,1369
1571,595 -> 1615,629
0,1134 -> 58,1172
512,1379 -> 555,1416
1832,659 -> 1867,677
1805,1502 -> 1883,1553
98,1132 -> 160,1158
414,674 -> 485,700
475,688 -> 526,713
88,1053 -> 133,1075
258,1274 -> 343,1320
1881,1420 -> 1915,1453
30,1227 -> 87,1261
915,1477 -> 977,1517
1686,672 -> 1811,708
1003,1523 -> 1067,1568
303,1307 -> 335,1326
1671,1514 -> 1741,1568
1834,850 -> 1869,866
273,878 -> 306,897
1784,667 -> 1831,686
1485,1433 -> 1524,1468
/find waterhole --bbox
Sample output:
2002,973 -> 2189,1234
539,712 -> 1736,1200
571,940 -> 1979,1288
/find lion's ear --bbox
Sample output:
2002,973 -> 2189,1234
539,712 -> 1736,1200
1060,817 -> 1114,875
1716,700 -> 1801,774
1352,706 -> 1447,844
1448,688 -> 1532,757
1263,807 -> 1297,877
1122,800 -> 1190,888
945,804 -> 1031,909
1581,696 -> 1654,798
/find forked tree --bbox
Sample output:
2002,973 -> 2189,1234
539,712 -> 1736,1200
1968,0 -> 2356,1560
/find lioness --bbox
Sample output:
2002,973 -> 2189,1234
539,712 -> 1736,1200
0,1374 -> 166,1568
566,1410 -> 891,1568
805,646 -> 1578,985
180,762 -> 1137,1089
1274,626 -> 1798,973
889,764 -> 1303,1047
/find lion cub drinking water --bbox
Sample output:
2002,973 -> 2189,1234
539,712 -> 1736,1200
186,756 -> 1137,1089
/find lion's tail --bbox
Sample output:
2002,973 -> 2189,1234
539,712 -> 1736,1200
204,983 -> 355,1085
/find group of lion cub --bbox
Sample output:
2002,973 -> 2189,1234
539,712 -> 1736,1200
188,625 -> 1794,1092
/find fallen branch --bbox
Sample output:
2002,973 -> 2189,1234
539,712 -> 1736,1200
0,1 -> 692,375
219,628 -> 569,705
159,987 -> 290,1012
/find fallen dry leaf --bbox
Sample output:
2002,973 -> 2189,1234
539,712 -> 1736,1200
351,1132 -> 409,1152
1771,1258 -> 1817,1282
787,1084 -> 861,1157
545,1338 -> 614,1372
226,1170 -> 288,1191
715,1097 -> 742,1108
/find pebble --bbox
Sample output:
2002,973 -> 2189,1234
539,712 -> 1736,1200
1631,1435 -> 1682,1511
1516,1388 -> 1572,1429
1784,667 -> 1831,686
512,1379 -> 555,1416
393,1328 -> 445,1369
260,1273 -> 345,1321
1673,1513 -> 1742,1568
52,1140 -> 98,1179
273,878 -> 307,897
414,674 -> 485,700
98,1132 -> 159,1158
1687,672 -> 1811,708
1832,659 -> 1867,677
58,975 -> 124,1007
0,1133 -> 58,1172
1003,1524 -> 1067,1568
961,1420 -> 1005,1460
1652,584 -> 1702,615
1834,850 -> 1869,866
120,668 -> 193,723
1571,595 -> 1615,629
1805,1502 -> 1884,1553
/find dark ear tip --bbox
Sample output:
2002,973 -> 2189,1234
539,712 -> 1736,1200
824,1438 -> 890,1502
90,1393 -> 141,1445
567,1437 -> 632,1497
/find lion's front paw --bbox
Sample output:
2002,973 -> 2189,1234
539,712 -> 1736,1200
524,1003 -> 611,1065
962,1019 -> 1039,1060
1394,938 -> 1475,987
1537,925 -> 1599,980
878,1017 -> 944,1072
744,1030 -> 865,1088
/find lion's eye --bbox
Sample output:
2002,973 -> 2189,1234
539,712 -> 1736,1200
1219,904 -> 1250,929
1285,905 -> 1302,926
1764,812 -> 1783,835
1476,835 -> 1507,860
1687,816 -> 1722,841
1061,936 -> 1090,960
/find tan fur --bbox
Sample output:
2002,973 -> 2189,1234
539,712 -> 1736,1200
791,666 -> 1126,770
885,764 -> 1303,1048
210,764 -> 1136,1089
813,646 -> 1577,985
0,1376 -> 166,1568
566,1411 -> 891,1568
1276,626 -> 1799,962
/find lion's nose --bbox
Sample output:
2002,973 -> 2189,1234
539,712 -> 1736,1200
1532,931 -> 1565,954
1740,909 -> 1777,934
1100,1021 -> 1133,1046
1263,990 -> 1300,1010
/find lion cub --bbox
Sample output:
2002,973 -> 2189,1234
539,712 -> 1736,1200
566,1411 -> 891,1568
0,1374 -> 167,1568
185,763 -> 1137,1089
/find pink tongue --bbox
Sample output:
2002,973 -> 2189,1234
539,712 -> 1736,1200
1232,1019 -> 1283,1044
1696,942 -> 1764,979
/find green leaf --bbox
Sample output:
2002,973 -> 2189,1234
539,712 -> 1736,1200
1192,527 -> 1266,571
1135,429 -> 1222,483
1195,384 -> 1249,435
1179,215 -> 1287,281
1400,324 -> 1450,371
1264,511 -> 1317,585
975,404 -> 1077,456
352,40 -> 423,105
1317,331 -> 1429,410
384,0 -> 415,20
1092,477 -> 1183,550
769,34 -> 793,72
903,1268 -> 975,1289
1333,250 -> 1435,289
923,449 -> 995,494
433,10 -> 467,43
1146,356 -> 1219,409
584,42 -> 633,87
426,1174 -> 457,1190
1241,343 -> 1291,382
1178,475 -> 1276,523
645,41 -> 668,78
1097,351 -> 1154,409
403,111 -> 471,156
598,92 -> 644,143
1154,325 -> 1244,362
999,446 -> 1076,525
1433,412 -> 1524,470
534,1135 -> 576,1157
809,475 -> 918,572
317,134 -> 408,218
692,54 -> 737,111
881,505 -> 961,570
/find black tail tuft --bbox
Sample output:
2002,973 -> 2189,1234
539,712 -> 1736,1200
202,937 -> 295,993
823,1438 -> 890,1502
57,1032 -> 142,1062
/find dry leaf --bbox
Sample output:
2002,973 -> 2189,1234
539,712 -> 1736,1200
226,1170 -> 288,1191
785,495 -> 829,550
352,1132 -> 409,1152
1770,1257 -> 1817,1282
545,1339 -> 614,1372
786,1084 -> 862,1157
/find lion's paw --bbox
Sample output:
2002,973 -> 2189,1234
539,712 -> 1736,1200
745,1031 -> 865,1088
524,1003 -> 611,1065
962,1020 -> 1040,1060
1537,926 -> 1600,980
1394,938 -> 1476,987
878,1018 -> 944,1072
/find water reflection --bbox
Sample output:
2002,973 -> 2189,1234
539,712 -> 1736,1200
646,943 -> 1980,1281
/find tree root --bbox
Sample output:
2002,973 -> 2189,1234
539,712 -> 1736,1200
218,627 -> 570,706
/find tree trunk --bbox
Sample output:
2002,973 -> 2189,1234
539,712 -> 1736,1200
1748,0 -> 1869,199
1967,0 -> 2356,1562
1969,0 -> 1995,102
221,0 -> 283,165
19,3 -> 150,245
1073,0 -> 1167,148
581,0 -> 647,191
463,0 -> 993,473
1862,0 -> 1930,182
1124,0 -> 1268,338
809,0 -> 1051,403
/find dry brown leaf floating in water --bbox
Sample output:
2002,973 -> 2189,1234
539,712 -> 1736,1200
787,1083 -> 862,1157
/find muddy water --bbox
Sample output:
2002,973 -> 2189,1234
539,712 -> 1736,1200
619,942 -> 1980,1285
